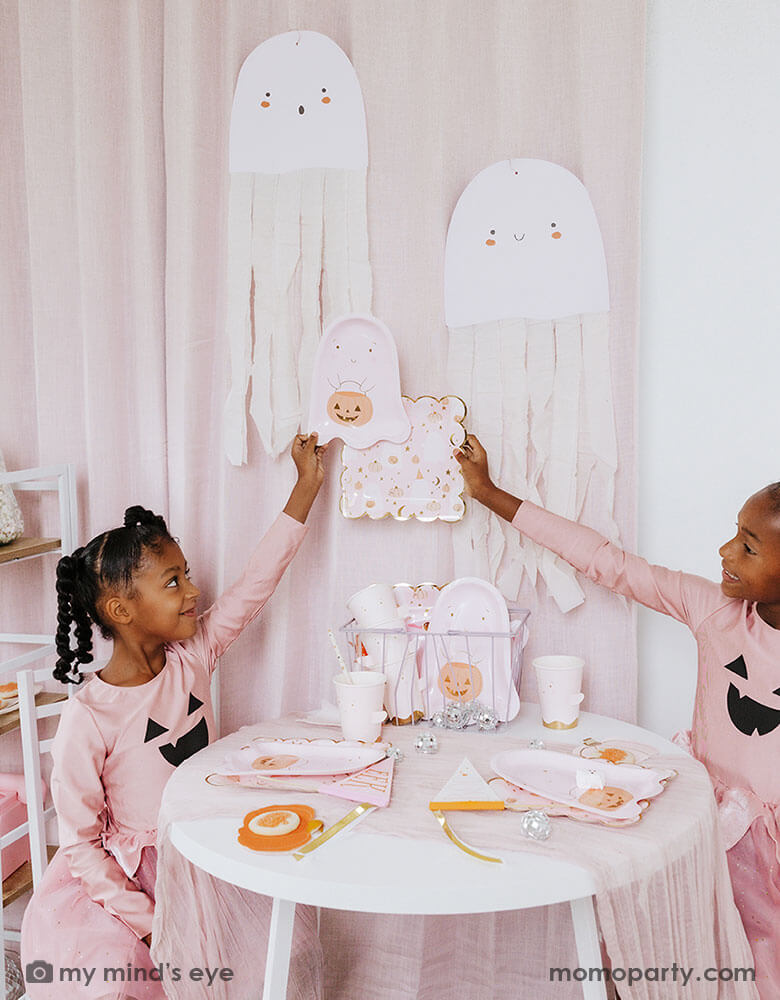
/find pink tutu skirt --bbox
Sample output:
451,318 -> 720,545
727,821 -> 780,999
21,847 -> 165,1000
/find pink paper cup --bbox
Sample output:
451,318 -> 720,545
333,672 -> 388,742
533,655 -> 585,730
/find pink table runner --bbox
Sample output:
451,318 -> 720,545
153,710 -> 757,999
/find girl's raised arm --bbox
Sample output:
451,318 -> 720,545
283,432 -> 328,524
455,435 -> 522,522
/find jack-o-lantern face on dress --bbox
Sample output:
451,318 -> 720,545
327,389 -> 373,425
438,661 -> 483,702
724,654 -> 780,736
144,692 -> 210,767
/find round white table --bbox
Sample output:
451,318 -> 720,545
164,704 -> 689,1000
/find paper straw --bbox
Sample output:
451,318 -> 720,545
328,628 -> 353,683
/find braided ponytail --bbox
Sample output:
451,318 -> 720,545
54,548 -> 94,684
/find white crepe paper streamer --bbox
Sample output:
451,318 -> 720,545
224,31 -> 372,462
445,159 -> 617,612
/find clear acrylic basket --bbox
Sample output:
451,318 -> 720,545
340,603 -> 530,728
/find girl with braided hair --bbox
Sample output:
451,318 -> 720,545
21,434 -> 327,999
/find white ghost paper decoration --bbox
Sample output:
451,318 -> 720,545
224,30 -> 372,463
307,314 -> 411,449
445,158 -> 618,612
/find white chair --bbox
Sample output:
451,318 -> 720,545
17,666 -> 69,891
0,665 -> 73,996
0,784 -> 33,995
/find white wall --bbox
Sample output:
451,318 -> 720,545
639,0 -> 780,736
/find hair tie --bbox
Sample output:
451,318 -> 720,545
123,505 -> 149,529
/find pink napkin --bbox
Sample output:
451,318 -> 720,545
319,755 -> 395,807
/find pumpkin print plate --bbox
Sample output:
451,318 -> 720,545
426,578 -> 519,721
489,777 -> 642,827
0,682 -> 41,716
490,748 -> 674,822
339,396 -> 467,522
308,314 -> 411,449
575,738 -> 659,766
392,582 -> 442,627
216,737 -> 387,778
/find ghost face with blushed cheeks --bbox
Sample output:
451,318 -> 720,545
229,30 -> 368,175
444,158 -> 610,325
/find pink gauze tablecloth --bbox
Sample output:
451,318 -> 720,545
152,711 -> 758,1000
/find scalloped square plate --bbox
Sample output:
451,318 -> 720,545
215,737 -> 388,777
340,395 -> 467,521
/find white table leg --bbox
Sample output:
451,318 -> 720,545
262,897 -> 295,1000
570,896 -> 608,1000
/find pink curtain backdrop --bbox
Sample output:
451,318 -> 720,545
2,1 -> 645,993
1,0 -> 644,734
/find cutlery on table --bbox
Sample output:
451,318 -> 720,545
293,802 -> 375,860
431,809 -> 503,864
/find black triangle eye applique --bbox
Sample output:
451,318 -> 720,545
144,718 -> 168,743
724,655 -> 748,678
144,690 -> 210,766
724,654 -> 780,737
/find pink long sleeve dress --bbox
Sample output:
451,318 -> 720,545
20,512 -> 322,1000
513,501 -> 780,997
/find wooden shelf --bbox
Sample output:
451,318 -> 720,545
0,537 -> 61,565
3,845 -> 57,906
0,692 -> 67,738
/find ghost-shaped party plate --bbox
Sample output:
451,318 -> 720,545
426,577 -> 519,722
491,748 -> 674,822
308,314 -> 411,448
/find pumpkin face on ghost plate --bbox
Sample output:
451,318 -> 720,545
327,388 -> 374,426
438,661 -> 484,703
238,804 -> 322,852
